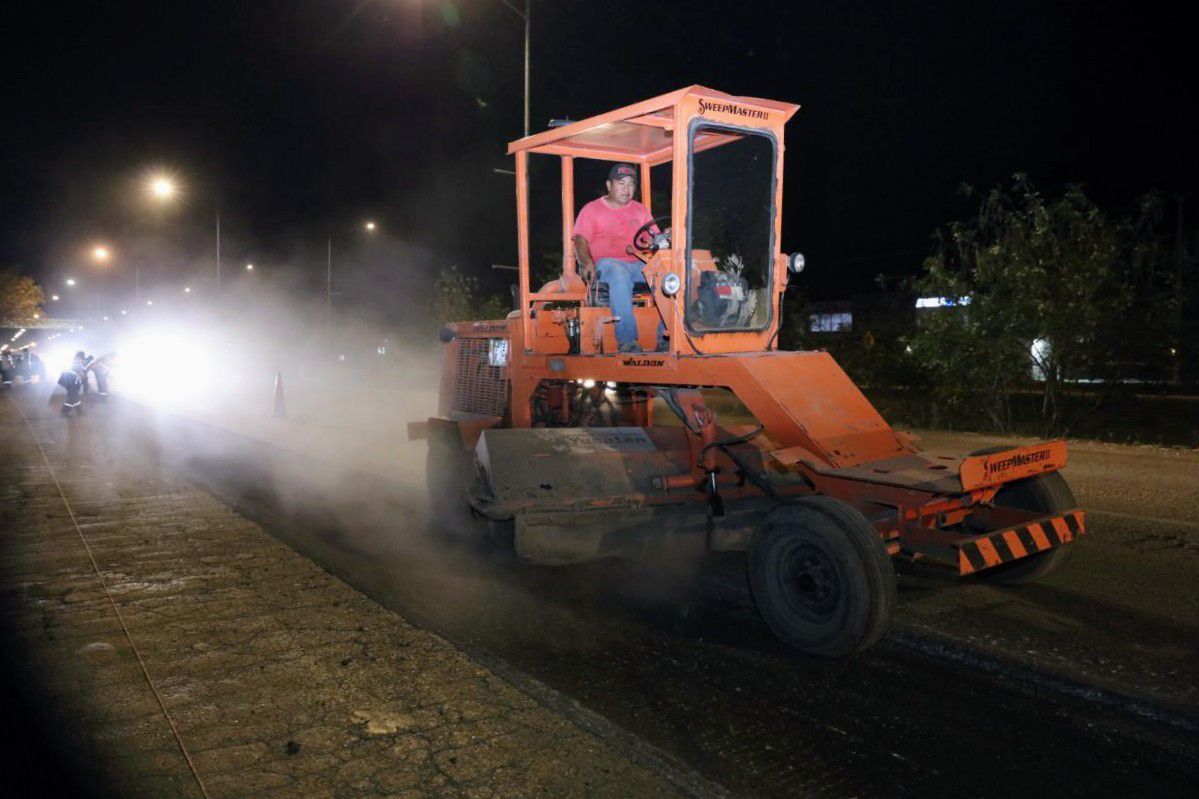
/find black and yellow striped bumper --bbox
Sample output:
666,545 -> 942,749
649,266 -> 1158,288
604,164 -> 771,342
957,509 -> 1086,575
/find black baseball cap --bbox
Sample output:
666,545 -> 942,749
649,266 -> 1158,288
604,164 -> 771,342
607,163 -> 636,183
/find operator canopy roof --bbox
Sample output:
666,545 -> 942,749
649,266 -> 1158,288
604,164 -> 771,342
507,85 -> 800,166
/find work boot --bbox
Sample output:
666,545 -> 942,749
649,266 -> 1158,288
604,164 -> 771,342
618,342 -> 642,353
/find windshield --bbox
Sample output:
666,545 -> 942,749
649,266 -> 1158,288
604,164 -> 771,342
685,123 -> 776,334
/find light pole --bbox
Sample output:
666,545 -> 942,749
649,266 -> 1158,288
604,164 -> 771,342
89,244 -> 114,319
146,173 -> 222,295
62,276 -> 96,319
496,0 -> 531,137
326,221 -> 378,328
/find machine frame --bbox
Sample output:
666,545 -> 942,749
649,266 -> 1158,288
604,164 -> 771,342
418,86 -> 1085,655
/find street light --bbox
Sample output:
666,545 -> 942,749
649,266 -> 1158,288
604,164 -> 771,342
485,1 -> 532,136
184,286 -> 191,293
493,1 -> 532,136
145,169 -> 223,294
149,176 -> 176,200
245,263 -> 254,271
85,244 -> 115,321
51,294 -> 60,302
326,219 -> 380,328
65,278 -> 76,286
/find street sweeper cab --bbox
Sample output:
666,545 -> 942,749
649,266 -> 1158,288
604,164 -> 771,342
417,86 -> 1085,656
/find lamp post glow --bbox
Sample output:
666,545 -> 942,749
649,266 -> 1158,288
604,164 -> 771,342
245,263 -> 254,271
150,176 -> 176,200
364,221 -> 377,232
65,278 -> 76,287
92,245 -> 110,262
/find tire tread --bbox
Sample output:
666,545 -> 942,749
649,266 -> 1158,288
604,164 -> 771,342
749,496 -> 896,656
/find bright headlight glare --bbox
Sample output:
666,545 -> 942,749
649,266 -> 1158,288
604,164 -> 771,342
112,325 -> 215,409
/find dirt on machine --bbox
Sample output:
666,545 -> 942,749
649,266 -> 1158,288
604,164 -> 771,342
411,86 -> 1085,656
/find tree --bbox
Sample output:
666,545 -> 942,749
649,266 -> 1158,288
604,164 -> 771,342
906,175 -> 1171,435
432,266 -> 510,324
0,271 -> 45,324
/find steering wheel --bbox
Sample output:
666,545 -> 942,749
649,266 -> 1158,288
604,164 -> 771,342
633,216 -> 672,253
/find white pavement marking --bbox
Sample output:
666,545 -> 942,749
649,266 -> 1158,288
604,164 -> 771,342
1089,508 -> 1199,532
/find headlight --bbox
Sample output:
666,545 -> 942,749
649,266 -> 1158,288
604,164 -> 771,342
787,252 -> 806,274
661,272 -> 681,296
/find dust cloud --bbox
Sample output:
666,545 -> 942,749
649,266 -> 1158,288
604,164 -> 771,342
29,244 -> 712,638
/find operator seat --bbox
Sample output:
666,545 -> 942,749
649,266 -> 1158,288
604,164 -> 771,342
580,261 -> 652,308
587,277 -> 653,307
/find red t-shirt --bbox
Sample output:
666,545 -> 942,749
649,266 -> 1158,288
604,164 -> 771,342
574,197 -> 653,261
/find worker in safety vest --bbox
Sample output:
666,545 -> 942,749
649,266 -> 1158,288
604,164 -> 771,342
57,351 -> 91,415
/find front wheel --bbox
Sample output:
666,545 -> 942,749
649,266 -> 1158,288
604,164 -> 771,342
748,496 -> 896,657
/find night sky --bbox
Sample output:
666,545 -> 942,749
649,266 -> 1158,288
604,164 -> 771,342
2,0 -> 1195,305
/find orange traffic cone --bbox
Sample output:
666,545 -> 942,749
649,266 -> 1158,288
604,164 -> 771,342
272,371 -> 287,419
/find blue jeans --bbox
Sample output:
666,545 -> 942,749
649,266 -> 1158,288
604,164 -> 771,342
596,258 -> 664,348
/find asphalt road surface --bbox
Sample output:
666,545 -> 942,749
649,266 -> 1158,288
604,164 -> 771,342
19,390 -> 1199,797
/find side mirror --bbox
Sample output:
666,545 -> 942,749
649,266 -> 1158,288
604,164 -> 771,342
787,252 -> 806,274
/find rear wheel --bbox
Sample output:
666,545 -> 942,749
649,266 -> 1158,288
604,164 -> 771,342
983,471 -> 1076,585
748,496 -> 896,657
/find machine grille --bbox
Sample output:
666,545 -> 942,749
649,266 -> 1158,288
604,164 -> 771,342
453,338 -> 509,417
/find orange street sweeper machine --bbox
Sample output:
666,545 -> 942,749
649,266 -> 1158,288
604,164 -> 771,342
417,86 -> 1085,656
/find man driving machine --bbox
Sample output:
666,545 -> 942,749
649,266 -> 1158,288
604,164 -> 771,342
573,163 -> 666,353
